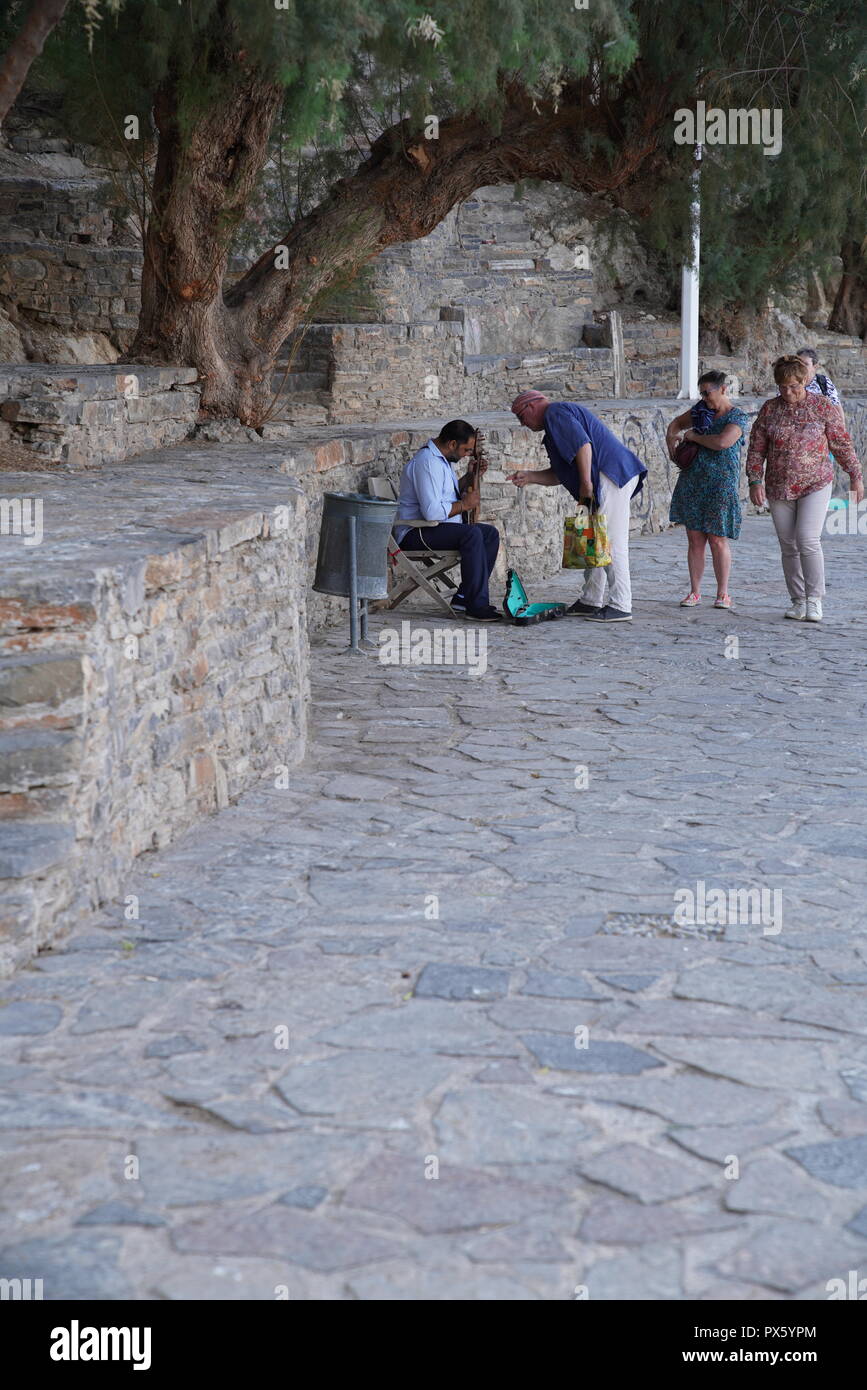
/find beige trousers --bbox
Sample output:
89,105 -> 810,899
767,483 -> 833,601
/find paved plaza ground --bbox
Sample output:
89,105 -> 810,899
1,514 -> 867,1300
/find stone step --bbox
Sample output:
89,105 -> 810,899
262,405 -> 330,428
269,370 -> 328,394
265,388 -> 331,425
7,135 -> 74,155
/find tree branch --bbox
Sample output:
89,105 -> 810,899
0,0 -> 70,127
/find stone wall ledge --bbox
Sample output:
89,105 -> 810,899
0,445 -> 309,975
0,363 -> 202,466
0,363 -> 198,398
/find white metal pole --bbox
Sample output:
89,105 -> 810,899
677,144 -> 701,400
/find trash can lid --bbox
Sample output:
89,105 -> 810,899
324,491 -> 396,506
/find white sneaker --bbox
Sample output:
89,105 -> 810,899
784,601 -> 806,620
805,598 -> 823,622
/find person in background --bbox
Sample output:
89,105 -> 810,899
508,390 -> 647,623
666,370 -> 748,610
393,420 -> 502,622
796,347 -> 841,406
746,355 -> 863,623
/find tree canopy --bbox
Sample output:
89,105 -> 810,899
5,0 -> 865,416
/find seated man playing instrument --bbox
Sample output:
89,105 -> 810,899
393,419 -> 502,622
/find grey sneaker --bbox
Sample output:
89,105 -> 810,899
585,606 -> 632,623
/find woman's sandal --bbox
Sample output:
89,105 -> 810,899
680,592 -> 701,606
714,594 -> 733,609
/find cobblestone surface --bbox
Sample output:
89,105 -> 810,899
2,515 -> 867,1300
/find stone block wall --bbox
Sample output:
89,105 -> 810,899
0,447 -> 309,974
0,242 -> 142,349
0,364 -> 200,466
368,186 -> 597,356
465,346 -> 617,410
0,138 -> 142,358
326,321 -> 465,421
280,318 -> 618,424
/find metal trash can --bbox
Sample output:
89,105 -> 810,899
313,492 -> 397,599
314,491 -> 398,653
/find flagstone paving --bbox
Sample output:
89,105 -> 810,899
2,513 -> 867,1300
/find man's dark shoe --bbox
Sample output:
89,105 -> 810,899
566,599 -> 603,617
585,605 -> 632,623
450,596 -> 467,613
465,605 -> 503,622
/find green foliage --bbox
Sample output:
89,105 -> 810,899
31,0 -> 634,145
634,0 -> 867,311
15,0 -> 867,315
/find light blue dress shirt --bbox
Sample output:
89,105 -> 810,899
393,439 -> 460,542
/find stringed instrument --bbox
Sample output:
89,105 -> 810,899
464,428 -> 487,525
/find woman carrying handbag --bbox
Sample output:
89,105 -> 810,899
666,370 -> 748,610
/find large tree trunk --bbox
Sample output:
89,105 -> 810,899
130,19 -> 283,423
135,70 -> 672,423
0,0 -> 70,126
829,238 -> 867,340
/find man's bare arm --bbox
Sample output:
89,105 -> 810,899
508,467 -> 560,487
575,443 -> 593,500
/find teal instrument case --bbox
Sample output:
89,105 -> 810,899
504,569 -> 567,625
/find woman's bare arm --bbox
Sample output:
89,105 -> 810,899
666,409 -> 694,443
685,423 -> 742,452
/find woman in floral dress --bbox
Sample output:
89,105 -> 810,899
667,370 -> 749,609
746,355 -> 863,622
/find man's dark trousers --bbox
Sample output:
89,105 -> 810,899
397,522 -> 499,611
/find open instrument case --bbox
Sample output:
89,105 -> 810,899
503,569 -> 567,625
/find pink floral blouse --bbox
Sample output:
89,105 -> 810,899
746,393 -> 862,501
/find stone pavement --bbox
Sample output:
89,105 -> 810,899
2,513 -> 867,1301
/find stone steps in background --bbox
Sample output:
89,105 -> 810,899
266,389 -> 331,426
0,136 -> 140,360
269,370 -> 329,395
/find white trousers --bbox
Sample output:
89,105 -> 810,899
581,472 -> 638,613
768,483 -> 832,600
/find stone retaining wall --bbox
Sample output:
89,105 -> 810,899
0,364 -> 200,466
0,447 -> 309,975
327,321 -> 465,421
281,319 -> 619,423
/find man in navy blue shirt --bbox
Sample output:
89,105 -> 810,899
509,391 -> 647,621
394,420 -> 502,621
